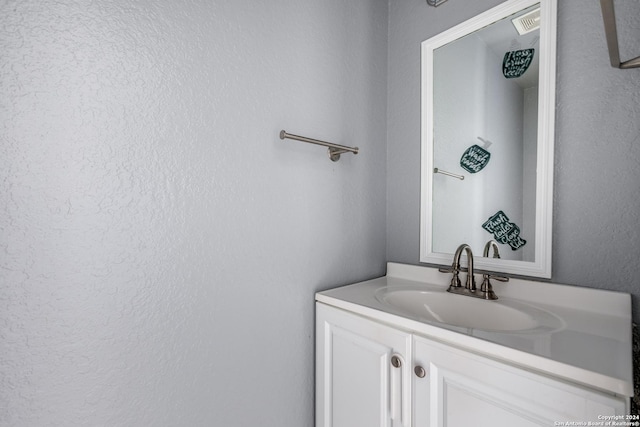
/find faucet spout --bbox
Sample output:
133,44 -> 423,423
452,244 -> 476,291
483,240 -> 501,259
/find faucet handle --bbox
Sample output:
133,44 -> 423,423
439,265 -> 462,288
485,273 -> 509,282
439,266 -> 470,273
479,272 -> 508,300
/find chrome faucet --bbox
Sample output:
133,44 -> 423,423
483,239 -> 501,259
439,242 -> 509,300
441,243 -> 476,295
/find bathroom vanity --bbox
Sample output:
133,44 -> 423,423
315,263 -> 633,427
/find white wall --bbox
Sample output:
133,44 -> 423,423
387,0 -> 640,319
4,0 -> 639,424
0,1 -> 388,425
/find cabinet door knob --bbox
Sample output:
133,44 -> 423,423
414,366 -> 426,378
390,354 -> 402,368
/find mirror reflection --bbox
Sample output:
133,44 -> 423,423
420,0 -> 556,278
432,4 -> 540,262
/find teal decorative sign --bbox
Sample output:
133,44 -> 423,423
482,211 -> 526,250
502,49 -> 535,79
460,143 -> 491,173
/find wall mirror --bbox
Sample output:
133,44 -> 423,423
420,0 -> 557,277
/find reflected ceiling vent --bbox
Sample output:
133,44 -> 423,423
512,7 -> 540,35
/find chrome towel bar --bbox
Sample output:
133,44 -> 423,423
279,130 -> 359,162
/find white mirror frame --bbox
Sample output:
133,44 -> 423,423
420,0 -> 557,278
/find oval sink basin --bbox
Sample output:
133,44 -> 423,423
375,288 -> 560,332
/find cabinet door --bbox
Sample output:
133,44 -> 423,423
412,335 -> 627,427
316,303 -> 412,427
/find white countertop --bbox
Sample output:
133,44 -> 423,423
316,262 -> 634,397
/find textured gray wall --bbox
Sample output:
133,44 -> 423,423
387,0 -> 640,320
1,0 -> 388,425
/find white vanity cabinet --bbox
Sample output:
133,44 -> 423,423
412,334 -> 626,426
317,303 -> 628,427
316,303 -> 412,427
